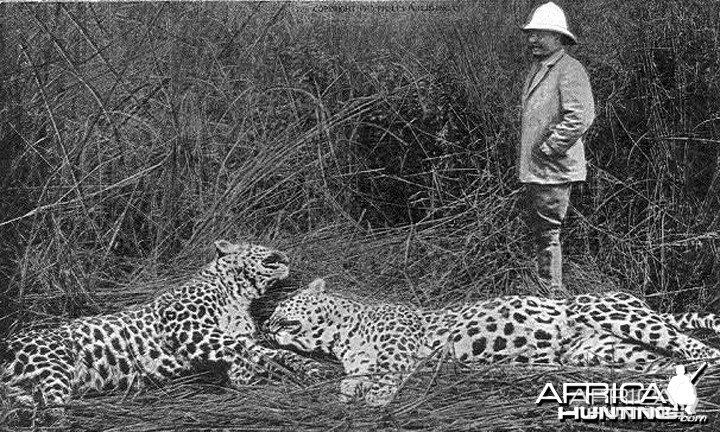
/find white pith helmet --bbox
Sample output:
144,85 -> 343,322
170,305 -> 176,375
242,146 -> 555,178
523,2 -> 577,45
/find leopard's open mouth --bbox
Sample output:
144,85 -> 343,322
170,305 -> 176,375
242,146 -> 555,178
261,252 -> 289,267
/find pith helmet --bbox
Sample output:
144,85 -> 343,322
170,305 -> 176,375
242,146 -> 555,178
523,2 -> 577,44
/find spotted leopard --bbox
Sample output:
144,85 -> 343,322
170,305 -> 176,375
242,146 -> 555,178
1,240 -> 321,419
266,278 -> 720,406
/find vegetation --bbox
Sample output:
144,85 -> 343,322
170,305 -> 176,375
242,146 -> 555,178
1,1 -> 719,430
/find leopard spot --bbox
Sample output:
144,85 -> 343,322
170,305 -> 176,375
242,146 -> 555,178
135,336 -> 146,355
535,330 -> 552,340
83,350 -> 94,368
111,338 -> 122,351
118,358 -> 130,374
512,312 -> 527,323
472,337 -> 487,355
13,362 -> 24,375
504,322 -> 514,335
105,347 -> 117,366
596,304 -> 611,313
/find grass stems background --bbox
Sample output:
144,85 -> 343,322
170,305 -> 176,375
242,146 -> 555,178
1,1 -> 720,430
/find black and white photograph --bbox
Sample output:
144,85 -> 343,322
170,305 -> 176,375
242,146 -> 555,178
0,1 -> 719,430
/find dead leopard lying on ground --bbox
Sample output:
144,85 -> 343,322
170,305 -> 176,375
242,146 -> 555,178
1,240 -> 323,424
265,278 -> 720,406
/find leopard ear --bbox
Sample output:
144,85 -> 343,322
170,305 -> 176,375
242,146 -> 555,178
307,278 -> 326,293
215,240 -> 239,258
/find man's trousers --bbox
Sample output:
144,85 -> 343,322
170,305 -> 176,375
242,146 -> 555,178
522,183 -> 572,290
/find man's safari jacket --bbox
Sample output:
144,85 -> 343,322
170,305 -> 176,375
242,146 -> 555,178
519,49 -> 595,184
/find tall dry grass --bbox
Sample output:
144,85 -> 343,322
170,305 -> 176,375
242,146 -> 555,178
1,1 -> 720,430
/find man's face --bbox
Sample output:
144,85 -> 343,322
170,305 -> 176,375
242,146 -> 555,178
526,30 -> 563,59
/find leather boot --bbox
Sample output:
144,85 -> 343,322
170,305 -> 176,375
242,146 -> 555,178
536,228 -> 562,290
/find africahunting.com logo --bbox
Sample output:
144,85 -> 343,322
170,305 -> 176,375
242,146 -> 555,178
535,363 -> 708,423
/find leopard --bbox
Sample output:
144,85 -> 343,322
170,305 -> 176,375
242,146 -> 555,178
265,278 -> 720,407
0,240 -> 322,422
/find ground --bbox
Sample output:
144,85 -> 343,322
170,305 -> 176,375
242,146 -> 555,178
4,363 -> 717,431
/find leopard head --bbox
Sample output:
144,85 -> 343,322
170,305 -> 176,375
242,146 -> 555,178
209,240 -> 290,299
265,278 -> 335,353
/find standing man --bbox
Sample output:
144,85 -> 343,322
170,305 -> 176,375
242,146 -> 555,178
519,2 -> 595,291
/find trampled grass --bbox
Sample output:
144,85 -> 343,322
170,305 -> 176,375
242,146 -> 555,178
5,358 -> 720,431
